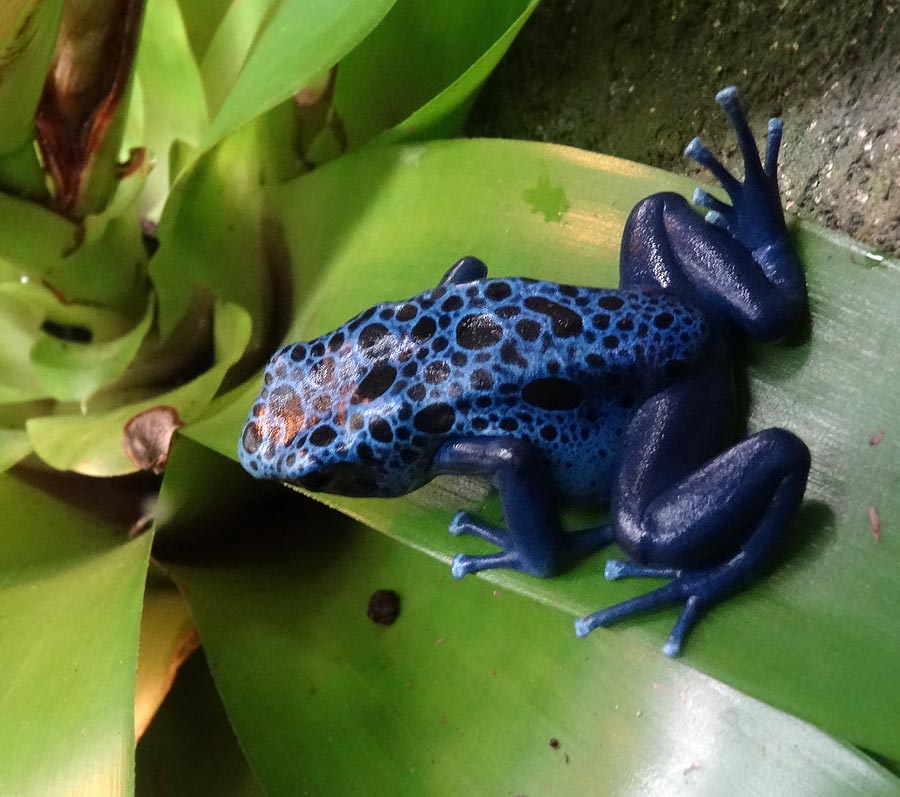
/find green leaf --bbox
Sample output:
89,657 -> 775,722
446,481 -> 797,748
199,0 -> 279,121
29,294 -> 154,403
27,300 -> 251,476
0,192 -> 80,283
159,439 -> 899,795
201,0 -> 398,152
175,0 -> 234,62
0,189 -> 149,316
0,428 -> 31,471
132,0 -> 209,217
0,471 -> 152,796
136,650 -> 264,797
149,109 -> 296,345
333,0 -> 540,148
134,572 -> 198,740
0,0 -> 64,155
184,138 -> 900,760
0,279 -> 150,406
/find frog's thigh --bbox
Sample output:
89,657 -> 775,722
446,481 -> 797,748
613,362 -> 736,565
620,193 -> 799,338
612,364 -> 808,569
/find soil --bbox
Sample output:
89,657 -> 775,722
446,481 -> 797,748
468,0 -> 900,255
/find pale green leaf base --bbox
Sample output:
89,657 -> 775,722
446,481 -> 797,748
0,473 -> 152,797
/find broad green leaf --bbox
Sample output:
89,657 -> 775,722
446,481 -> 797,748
0,428 -> 31,471
29,294 -> 154,403
135,650 -> 264,797
0,280 -> 149,405
0,192 -> 80,283
0,471 -> 152,797
0,190 -> 149,316
374,2 -> 540,147
200,0 -> 279,120
0,283 -> 46,404
132,0 -> 208,218
27,300 -> 251,475
149,109 -> 297,345
184,138 -> 900,759
0,0 -> 64,155
175,0 -> 234,62
334,0 -> 539,148
158,439 -> 899,796
201,0 -> 398,152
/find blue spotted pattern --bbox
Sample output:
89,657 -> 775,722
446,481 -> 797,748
239,277 -> 710,500
237,87 -> 812,657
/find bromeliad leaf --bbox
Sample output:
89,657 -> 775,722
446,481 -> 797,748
0,472 -> 152,797
332,0 -> 540,150
158,440 -> 900,796
184,138 -> 900,760
200,0 -> 398,152
27,300 -> 251,476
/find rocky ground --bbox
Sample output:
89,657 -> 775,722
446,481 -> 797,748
469,0 -> 900,255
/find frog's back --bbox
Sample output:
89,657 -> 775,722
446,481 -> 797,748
242,278 -> 712,500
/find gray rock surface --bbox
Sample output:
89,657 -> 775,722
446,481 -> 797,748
469,0 -> 899,255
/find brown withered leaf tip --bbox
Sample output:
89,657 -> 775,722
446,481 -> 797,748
34,0 -> 146,217
122,405 -> 184,474
116,146 -> 146,178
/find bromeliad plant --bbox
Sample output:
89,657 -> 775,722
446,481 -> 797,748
1,1 -> 899,795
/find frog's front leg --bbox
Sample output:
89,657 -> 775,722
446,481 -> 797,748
574,364 -> 810,656
431,438 -> 614,579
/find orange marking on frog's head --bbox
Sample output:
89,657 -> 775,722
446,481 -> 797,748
267,385 -> 306,446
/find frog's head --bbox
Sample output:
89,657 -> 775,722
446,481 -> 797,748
238,341 -> 403,498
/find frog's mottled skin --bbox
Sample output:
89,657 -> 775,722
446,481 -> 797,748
239,88 -> 811,656
243,282 -> 710,501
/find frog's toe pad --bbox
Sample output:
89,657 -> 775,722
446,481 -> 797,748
715,85 -> 739,107
448,511 -> 471,537
573,617 -> 594,638
451,553 -> 471,579
604,560 -> 628,580
451,551 -> 519,579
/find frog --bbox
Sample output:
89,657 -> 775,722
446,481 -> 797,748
238,87 -> 811,656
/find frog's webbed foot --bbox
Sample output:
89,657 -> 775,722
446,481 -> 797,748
449,512 -> 614,579
685,86 -> 786,252
576,563 -> 744,657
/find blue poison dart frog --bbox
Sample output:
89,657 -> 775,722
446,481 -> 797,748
239,87 -> 811,656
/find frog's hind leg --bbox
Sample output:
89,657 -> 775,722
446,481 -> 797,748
619,88 -> 805,339
430,437 -> 614,579
575,366 -> 810,656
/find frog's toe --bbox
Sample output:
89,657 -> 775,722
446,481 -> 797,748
764,117 -> 783,176
447,512 -> 504,547
714,84 -> 739,109
577,563 -> 741,655
684,136 -> 741,200
603,559 -> 684,581
692,188 -> 736,234
451,551 -> 519,579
